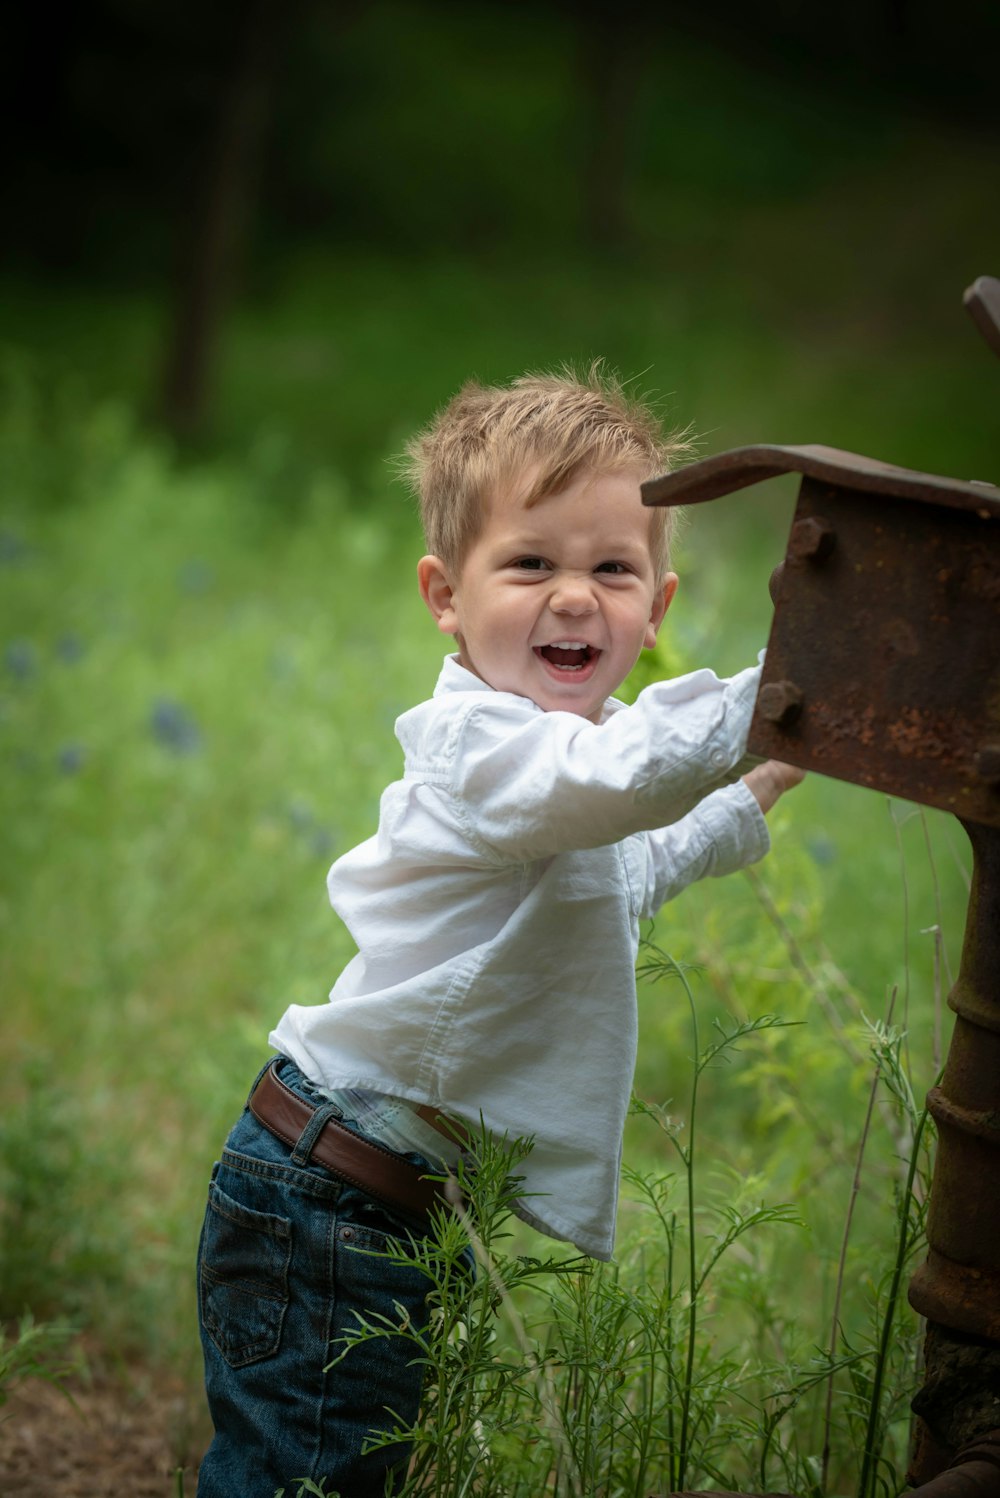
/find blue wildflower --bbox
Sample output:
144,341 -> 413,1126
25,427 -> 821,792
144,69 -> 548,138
56,633 -> 85,664
150,697 -> 202,754
309,827 -> 335,860
284,798 -> 335,860
286,799 -> 313,830
178,559 -> 215,595
807,835 -> 837,867
58,743 -> 87,775
271,651 -> 297,682
0,531 -> 29,566
6,641 -> 36,681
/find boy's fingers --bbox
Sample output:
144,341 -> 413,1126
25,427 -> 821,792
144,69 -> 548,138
742,759 -> 805,814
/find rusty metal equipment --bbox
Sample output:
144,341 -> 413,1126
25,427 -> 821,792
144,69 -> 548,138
642,277 -> 1000,1497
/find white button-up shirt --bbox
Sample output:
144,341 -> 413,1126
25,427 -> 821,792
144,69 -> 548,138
270,655 -> 770,1259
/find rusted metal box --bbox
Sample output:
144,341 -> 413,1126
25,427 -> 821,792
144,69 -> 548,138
643,444 -> 1000,830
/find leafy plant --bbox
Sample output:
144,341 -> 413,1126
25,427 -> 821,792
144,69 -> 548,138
0,1057 -> 129,1327
0,1314 -> 78,1411
841,1015 -> 934,1498
319,954 -> 819,1497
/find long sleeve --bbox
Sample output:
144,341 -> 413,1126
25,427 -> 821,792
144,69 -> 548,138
406,663 -> 763,865
636,778 -> 770,918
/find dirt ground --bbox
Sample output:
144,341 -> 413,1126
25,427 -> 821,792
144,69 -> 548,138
0,1363 -> 211,1497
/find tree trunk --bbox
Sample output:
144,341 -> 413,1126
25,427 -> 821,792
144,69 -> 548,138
159,0 -> 285,439
577,2 -> 642,255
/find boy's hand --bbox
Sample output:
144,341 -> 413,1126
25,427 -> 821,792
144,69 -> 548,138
743,759 -> 806,816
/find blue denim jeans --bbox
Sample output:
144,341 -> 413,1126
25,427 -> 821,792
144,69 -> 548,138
196,1058 -> 442,1498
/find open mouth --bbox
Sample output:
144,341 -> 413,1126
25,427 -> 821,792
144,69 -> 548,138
534,642 -> 599,673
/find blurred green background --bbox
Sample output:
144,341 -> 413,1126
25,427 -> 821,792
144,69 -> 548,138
1,0 -> 998,1464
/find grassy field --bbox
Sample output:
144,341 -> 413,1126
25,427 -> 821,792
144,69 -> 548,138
1,114 -> 996,1490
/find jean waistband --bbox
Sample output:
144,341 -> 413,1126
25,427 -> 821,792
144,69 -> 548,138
248,1059 -> 455,1224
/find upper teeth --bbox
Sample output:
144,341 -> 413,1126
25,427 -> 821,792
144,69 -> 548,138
550,641 -> 589,649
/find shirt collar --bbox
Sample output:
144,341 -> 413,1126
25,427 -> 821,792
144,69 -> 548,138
432,653 -> 496,698
431,652 -> 622,722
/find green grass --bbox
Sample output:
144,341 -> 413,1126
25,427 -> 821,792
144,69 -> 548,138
0,354 -> 969,1491
0,113 -> 991,1482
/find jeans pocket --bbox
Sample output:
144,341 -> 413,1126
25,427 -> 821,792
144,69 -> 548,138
199,1178 -> 292,1369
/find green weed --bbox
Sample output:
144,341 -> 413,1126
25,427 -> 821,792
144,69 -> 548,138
0,1313 -> 79,1410
314,944 -> 928,1497
0,1057 -> 130,1328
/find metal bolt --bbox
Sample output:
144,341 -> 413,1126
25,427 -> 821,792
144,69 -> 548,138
973,745 -> 1000,785
788,515 -> 836,563
768,561 -> 785,605
758,679 -> 804,726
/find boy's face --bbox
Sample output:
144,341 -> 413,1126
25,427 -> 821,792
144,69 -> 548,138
418,467 -> 678,723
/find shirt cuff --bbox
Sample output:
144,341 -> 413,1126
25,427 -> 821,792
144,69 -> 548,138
697,777 -> 771,876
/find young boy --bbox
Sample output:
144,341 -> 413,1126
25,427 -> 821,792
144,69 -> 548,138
195,369 -> 802,1497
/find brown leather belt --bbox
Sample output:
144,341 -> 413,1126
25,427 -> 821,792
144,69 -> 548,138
248,1061 -> 453,1224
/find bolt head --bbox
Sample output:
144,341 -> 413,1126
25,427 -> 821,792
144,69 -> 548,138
758,679 -> 804,726
973,745 -> 1000,784
788,515 -> 836,563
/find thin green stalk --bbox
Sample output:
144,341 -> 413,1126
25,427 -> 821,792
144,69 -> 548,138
890,800 -> 914,1078
919,808 -> 952,1077
630,1253 -> 659,1497
666,955 -> 701,1494
920,808 -> 954,991
743,863 -> 866,1067
451,1282 -> 487,1489
856,1100 -> 931,1498
665,1213 -> 677,1493
449,1184 -> 583,1498
821,987 -> 897,1494
635,940 -> 799,1491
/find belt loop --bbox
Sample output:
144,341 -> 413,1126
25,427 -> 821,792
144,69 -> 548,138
247,1054 -> 278,1103
290,1101 -> 344,1166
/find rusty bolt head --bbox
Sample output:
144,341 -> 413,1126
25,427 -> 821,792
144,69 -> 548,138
758,679 -> 804,727
973,745 -> 1000,785
768,561 -> 785,605
788,515 -> 836,563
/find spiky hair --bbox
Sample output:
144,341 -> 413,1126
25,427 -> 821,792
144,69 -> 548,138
401,363 -> 691,580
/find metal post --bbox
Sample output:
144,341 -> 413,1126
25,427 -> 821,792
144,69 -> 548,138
907,819 -> 1000,1491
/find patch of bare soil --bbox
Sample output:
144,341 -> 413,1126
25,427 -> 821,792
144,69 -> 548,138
0,1364 -> 211,1497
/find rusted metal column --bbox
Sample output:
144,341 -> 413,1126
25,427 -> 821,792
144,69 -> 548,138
905,273 -> 1000,1496
908,1432 -> 1000,1497
907,818 -> 1000,1488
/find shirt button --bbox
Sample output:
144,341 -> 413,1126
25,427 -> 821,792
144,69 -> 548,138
710,747 -> 728,768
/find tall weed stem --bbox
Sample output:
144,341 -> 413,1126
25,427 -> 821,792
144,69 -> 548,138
856,1070 -> 932,1498
821,987 -> 897,1493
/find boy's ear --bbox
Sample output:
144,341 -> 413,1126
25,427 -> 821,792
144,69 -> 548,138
417,555 -> 460,636
643,571 -> 679,650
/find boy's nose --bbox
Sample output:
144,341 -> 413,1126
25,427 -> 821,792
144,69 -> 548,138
550,574 -> 598,614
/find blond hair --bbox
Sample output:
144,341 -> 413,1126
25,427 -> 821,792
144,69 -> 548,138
401,364 -> 691,581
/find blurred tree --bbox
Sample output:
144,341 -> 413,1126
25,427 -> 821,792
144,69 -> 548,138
2,0 -> 996,440
575,0 -> 643,254
655,0 -> 1000,125
6,0 -> 997,284
160,0 -> 292,437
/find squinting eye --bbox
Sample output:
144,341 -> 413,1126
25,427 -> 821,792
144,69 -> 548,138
595,561 -> 627,575
515,557 -> 548,571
